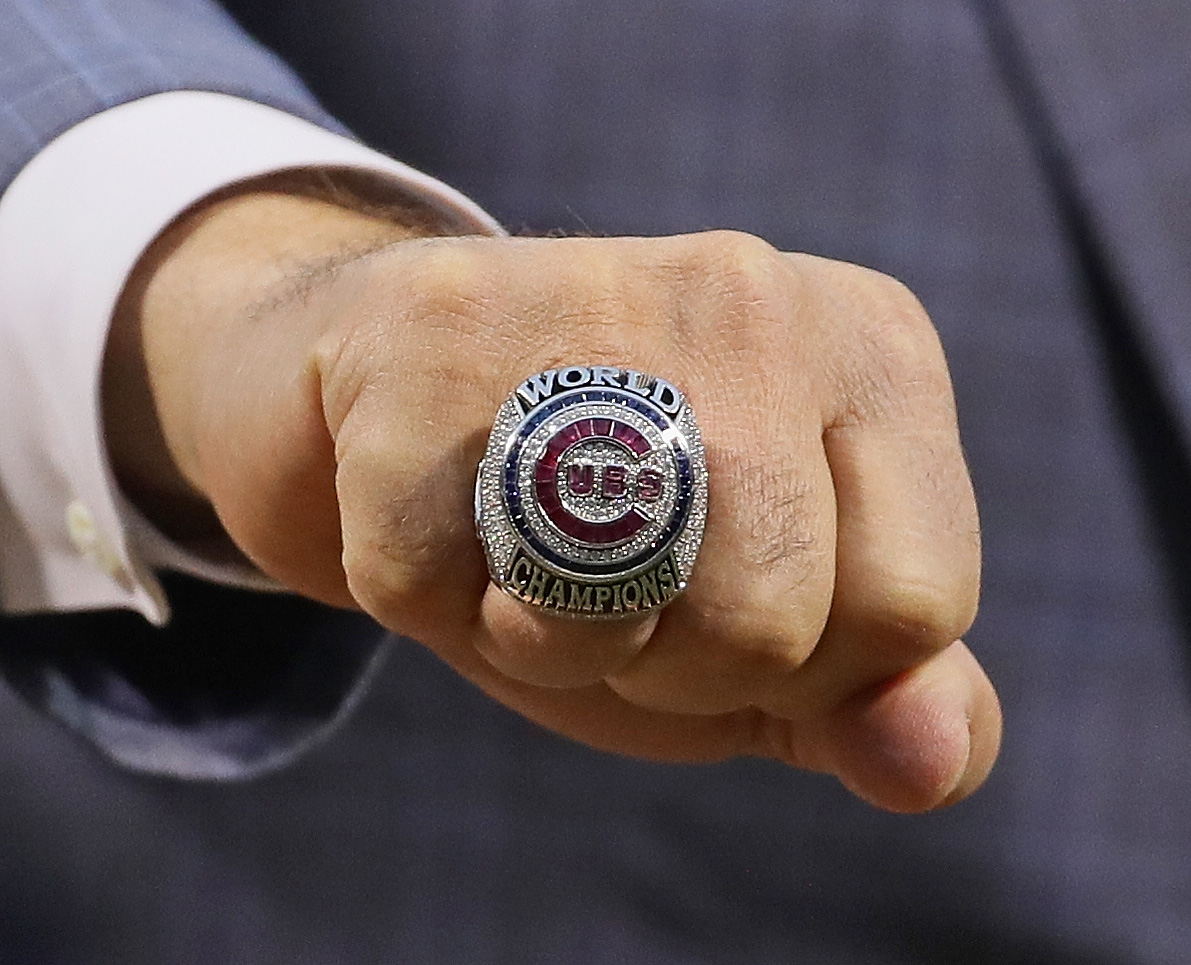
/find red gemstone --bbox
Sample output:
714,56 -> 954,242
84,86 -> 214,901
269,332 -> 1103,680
637,468 -> 663,502
602,464 -> 628,498
568,463 -> 595,495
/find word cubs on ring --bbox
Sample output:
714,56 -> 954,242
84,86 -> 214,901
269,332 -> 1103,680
475,365 -> 708,619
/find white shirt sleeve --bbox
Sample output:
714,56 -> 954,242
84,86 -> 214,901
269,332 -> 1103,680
0,91 -> 504,626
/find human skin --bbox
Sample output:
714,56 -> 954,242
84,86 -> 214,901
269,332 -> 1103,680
103,176 -> 1001,814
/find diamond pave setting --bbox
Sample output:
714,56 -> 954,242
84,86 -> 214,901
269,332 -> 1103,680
475,365 -> 708,618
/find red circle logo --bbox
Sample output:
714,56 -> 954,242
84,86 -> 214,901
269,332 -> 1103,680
533,417 -> 664,546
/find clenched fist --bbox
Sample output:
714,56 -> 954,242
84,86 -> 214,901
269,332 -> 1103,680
105,174 -> 1000,813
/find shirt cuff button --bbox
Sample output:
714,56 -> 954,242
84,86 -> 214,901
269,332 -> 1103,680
66,499 -> 134,590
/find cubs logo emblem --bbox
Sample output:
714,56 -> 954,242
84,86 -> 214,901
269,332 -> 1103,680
535,416 -> 660,546
475,366 -> 708,618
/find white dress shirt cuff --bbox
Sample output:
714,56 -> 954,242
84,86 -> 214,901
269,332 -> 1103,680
0,91 -> 503,625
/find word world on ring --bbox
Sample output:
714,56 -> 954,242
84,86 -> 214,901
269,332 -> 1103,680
476,365 -> 708,618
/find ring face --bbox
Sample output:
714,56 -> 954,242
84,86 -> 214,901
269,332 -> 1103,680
476,366 -> 707,618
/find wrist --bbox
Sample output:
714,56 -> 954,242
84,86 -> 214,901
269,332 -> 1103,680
102,170 -> 463,583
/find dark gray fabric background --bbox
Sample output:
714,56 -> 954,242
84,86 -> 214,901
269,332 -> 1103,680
2,0 -> 1190,962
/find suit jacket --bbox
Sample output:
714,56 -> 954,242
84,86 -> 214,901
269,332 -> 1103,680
3,1 -> 1191,962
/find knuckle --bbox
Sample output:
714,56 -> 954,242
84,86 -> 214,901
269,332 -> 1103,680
342,518 -> 472,636
336,443 -> 482,634
867,278 -> 945,377
694,230 -> 784,303
341,538 -> 410,628
858,568 -> 978,659
734,624 -> 820,679
873,272 -> 933,328
654,234 -> 798,403
742,630 -> 819,678
314,323 -> 398,438
696,590 -> 827,676
701,228 -> 781,270
339,500 -> 426,620
314,241 -> 496,432
833,288 -> 953,427
659,230 -> 783,312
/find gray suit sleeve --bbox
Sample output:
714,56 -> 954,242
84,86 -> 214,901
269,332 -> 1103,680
0,0 -> 346,194
0,0 -> 394,778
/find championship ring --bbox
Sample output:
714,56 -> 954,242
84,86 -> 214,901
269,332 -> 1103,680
475,366 -> 708,618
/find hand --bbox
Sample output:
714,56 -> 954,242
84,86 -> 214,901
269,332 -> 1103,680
106,178 -> 1000,812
